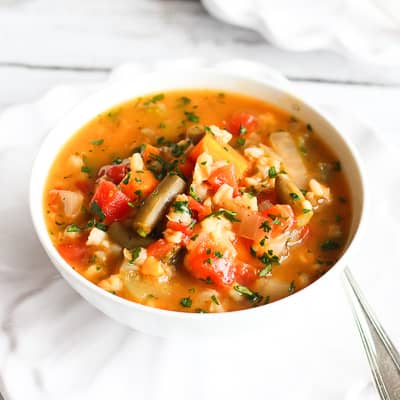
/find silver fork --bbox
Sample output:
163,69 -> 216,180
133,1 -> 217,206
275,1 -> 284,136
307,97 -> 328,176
343,267 -> 400,399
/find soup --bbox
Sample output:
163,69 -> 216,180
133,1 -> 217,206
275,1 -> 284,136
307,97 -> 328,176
44,90 -> 351,313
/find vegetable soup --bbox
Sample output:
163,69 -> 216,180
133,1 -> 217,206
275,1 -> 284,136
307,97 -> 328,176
44,90 -> 351,313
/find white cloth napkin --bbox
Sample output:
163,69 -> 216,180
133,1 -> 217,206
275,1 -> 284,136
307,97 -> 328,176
0,60 -> 399,400
202,0 -> 400,66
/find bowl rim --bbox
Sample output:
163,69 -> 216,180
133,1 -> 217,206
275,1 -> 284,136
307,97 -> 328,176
29,67 -> 368,320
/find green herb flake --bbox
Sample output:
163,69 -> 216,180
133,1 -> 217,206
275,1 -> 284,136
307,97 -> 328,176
211,295 -> 220,305
90,139 -> 104,146
184,111 -> 200,123
288,280 -> 296,294
112,157 -> 123,165
303,208 -> 312,214
306,123 -> 313,132
189,185 -> 201,202
236,137 -> 246,147
195,308 -> 208,313
320,240 -> 341,251
188,287 -> 195,294
90,201 -> 105,222
122,172 -> 131,185
127,201 -> 136,208
202,276 -> 214,284
290,192 -> 300,200
205,209 -> 240,222
268,166 -> 277,178
129,247 -> 141,263
233,284 -> 262,304
66,224 -> 81,233
159,122 -> 166,129
180,297 -> 192,308
178,96 -> 191,106
259,264 -> 272,277
239,126 -> 247,135
190,234 -> 199,241
81,166 -> 91,175
260,220 -> 272,232
172,200 -> 189,213
214,251 -> 223,258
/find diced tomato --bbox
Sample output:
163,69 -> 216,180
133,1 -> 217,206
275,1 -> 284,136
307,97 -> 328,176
234,260 -> 257,286
178,157 -> 195,179
257,189 -> 277,206
226,111 -> 257,136
120,170 -> 158,200
98,163 -> 129,184
91,180 -> 131,224
75,180 -> 94,195
184,242 -> 236,287
261,204 -> 295,237
57,240 -> 88,264
166,221 -> 193,237
187,196 -> 209,221
208,164 -> 239,196
147,239 -> 177,259
142,144 -> 160,164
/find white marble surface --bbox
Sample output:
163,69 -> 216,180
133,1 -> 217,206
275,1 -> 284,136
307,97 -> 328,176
0,1 -> 399,399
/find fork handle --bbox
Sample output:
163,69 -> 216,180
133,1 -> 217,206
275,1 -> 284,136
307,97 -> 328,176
343,267 -> 400,399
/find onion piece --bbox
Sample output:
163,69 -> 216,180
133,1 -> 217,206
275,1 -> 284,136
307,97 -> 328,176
50,190 -> 83,218
234,209 -> 265,240
270,131 -> 308,189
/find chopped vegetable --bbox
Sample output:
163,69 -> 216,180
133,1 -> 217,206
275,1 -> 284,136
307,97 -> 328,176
132,175 -> 186,237
189,133 -> 248,177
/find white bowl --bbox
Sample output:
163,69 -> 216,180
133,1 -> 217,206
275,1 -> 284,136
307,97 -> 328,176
30,68 -> 367,338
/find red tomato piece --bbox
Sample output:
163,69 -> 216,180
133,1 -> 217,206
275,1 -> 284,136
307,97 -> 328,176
98,163 -> 129,184
178,157 -> 195,179
57,240 -> 88,264
146,239 -> 177,259
184,243 -> 235,287
91,180 -> 131,224
166,221 -> 194,237
226,111 -> 257,136
234,260 -> 257,286
187,196 -> 209,221
208,164 -> 239,196
75,180 -> 94,195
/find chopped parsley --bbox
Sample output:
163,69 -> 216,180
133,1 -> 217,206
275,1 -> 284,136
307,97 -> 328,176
134,189 -> 143,197
214,251 -> 223,258
306,123 -> 313,132
112,157 -> 123,165
290,192 -> 300,200
236,137 -> 246,147
190,234 -> 199,241
66,224 -> 81,233
90,139 -> 104,146
205,209 -> 240,222
320,240 -> 340,251
129,247 -> 141,263
211,295 -> 220,305
172,200 -> 189,213
177,96 -> 191,106
81,165 -> 91,175
159,122 -> 166,129
180,297 -> 192,308
288,281 -> 296,294
259,264 -> 272,277
90,201 -> 105,222
239,126 -> 247,135
268,166 -> 277,178
189,185 -> 201,202
303,208 -> 312,214
122,172 -> 131,184
144,93 -> 165,105
184,111 -> 200,123
188,287 -> 195,294
233,284 -> 262,304
202,277 -> 214,284
259,220 -> 272,232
